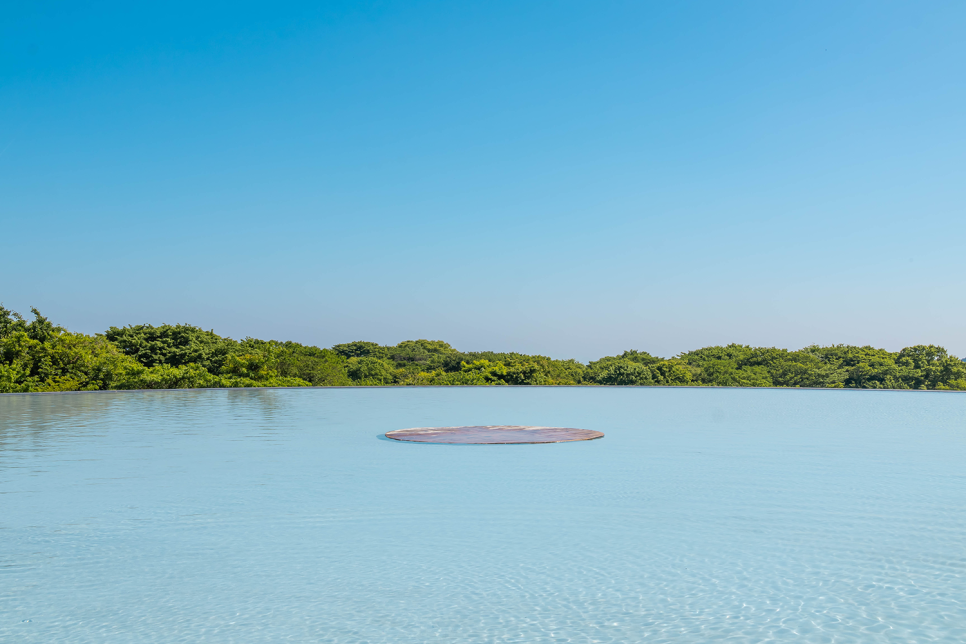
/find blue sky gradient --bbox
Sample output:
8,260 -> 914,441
2,1 -> 964,361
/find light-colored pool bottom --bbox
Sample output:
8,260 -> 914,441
2,387 -> 964,642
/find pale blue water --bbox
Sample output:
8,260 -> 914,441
2,388 -> 965,643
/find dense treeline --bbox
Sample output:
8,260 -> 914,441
1,306 -> 964,393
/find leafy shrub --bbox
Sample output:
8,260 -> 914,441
346,357 -> 396,385
3,306 -> 965,392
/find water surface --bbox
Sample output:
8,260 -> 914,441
2,387 -> 964,642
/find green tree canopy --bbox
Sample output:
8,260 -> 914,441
332,341 -> 389,360
2,306 -> 964,393
346,356 -> 395,385
104,323 -> 238,373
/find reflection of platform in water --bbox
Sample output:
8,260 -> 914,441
385,425 -> 604,444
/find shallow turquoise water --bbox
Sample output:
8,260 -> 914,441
2,387 -> 965,643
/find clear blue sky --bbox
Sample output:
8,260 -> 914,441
2,1 -> 964,361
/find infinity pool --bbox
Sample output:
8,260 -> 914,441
2,387 -> 964,642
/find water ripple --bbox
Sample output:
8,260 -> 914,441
1,388 -> 964,642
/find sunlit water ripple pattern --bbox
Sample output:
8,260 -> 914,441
1,387 -> 964,642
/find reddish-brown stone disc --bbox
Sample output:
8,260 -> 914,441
385,425 -> 603,444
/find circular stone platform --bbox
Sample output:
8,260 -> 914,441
385,425 -> 604,444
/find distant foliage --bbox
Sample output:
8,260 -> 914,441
0,308 -> 319,392
1,306 -> 964,392
104,323 -> 236,373
331,341 -> 389,360
676,343 -> 966,390
346,356 -> 396,385
239,338 -> 350,386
